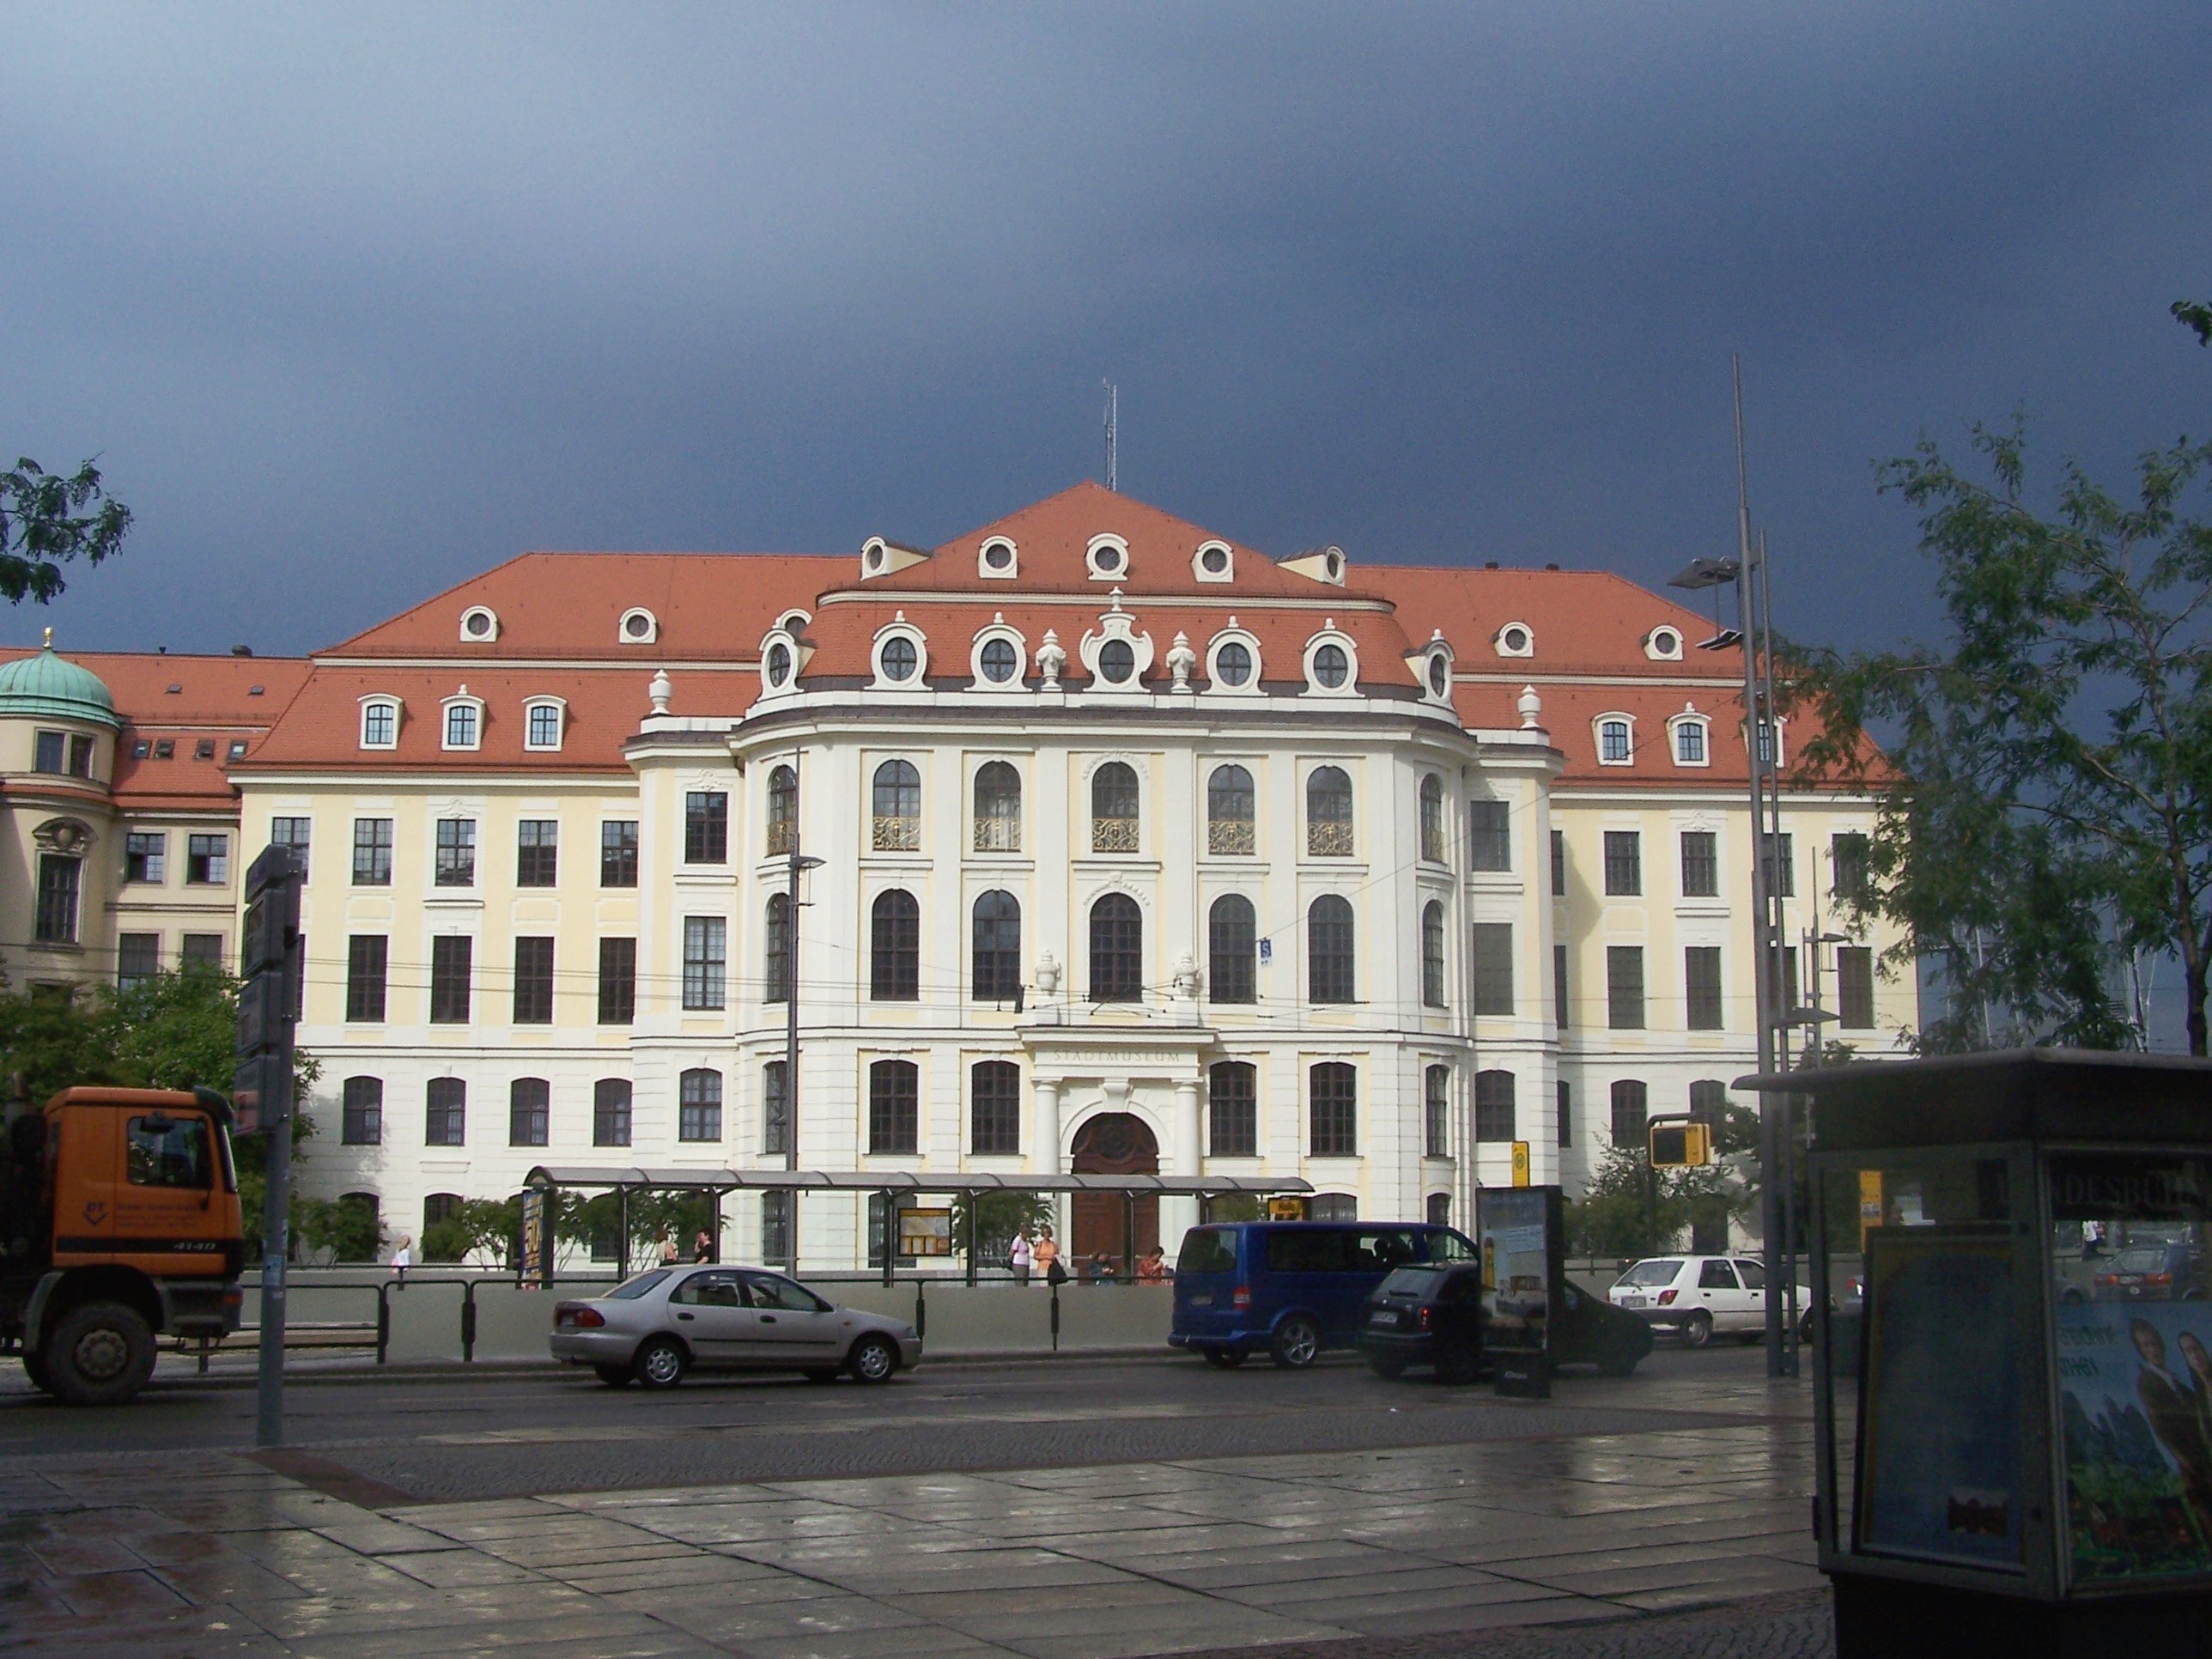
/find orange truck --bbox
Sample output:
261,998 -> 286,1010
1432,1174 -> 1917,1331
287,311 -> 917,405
2,1086 -> 246,1404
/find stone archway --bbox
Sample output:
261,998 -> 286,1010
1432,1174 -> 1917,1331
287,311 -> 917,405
1069,1112 -> 1159,1271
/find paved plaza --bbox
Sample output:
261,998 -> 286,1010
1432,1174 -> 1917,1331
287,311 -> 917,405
1,1349 -> 1832,1659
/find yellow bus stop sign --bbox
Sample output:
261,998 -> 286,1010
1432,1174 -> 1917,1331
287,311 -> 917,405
1511,1141 -> 1531,1187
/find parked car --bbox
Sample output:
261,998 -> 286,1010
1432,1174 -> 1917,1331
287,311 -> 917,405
550,1265 -> 921,1389
1170,1221 -> 1477,1369
2091,1239 -> 2210,1303
1607,1255 -> 1774,1347
1358,1264 -> 1654,1382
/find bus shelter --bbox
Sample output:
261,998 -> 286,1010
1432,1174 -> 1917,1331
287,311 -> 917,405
520,1166 -> 1314,1284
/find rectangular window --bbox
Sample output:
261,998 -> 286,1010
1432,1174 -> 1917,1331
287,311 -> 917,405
444,702 -> 478,748
868,1060 -> 920,1155
72,734 -> 95,774
124,831 -> 166,884
270,817 -> 311,881
526,704 -> 562,749
1550,828 -> 1565,896
593,1079 -> 632,1148
1553,943 -> 1569,1029
1832,833 -> 1871,905
343,1077 -> 383,1146
1761,831 -> 1795,899
181,933 -> 224,972
1680,830 -> 1717,898
425,1078 -> 465,1146
1425,1066 -> 1449,1158
1557,1080 -> 1571,1149
117,933 -> 160,990
434,818 -> 476,887
346,935 -> 388,1022
684,792 -> 728,864
1838,945 -> 1875,1029
1468,800 -> 1511,872
969,1061 -> 1020,1155
509,1078 -> 550,1147
1610,1079 -> 1648,1149
1474,1070 -> 1516,1143
513,937 -> 555,1024
361,702 -> 396,747
1685,946 -> 1724,1030
680,1070 -> 724,1143
429,936 -> 472,1024
186,833 -> 228,884
33,730 -> 64,773
34,855 -> 80,943
1607,945 -> 1645,1030
762,1190 -> 793,1267
352,817 -> 393,885
597,937 -> 636,1024
1779,941 -> 1801,1021
1602,830 -> 1641,896
1309,1063 -> 1358,1158
763,1060 -> 789,1156
1471,922 -> 1514,1017
600,820 -> 638,886
1208,1061 -> 1256,1158
516,820 -> 558,886
683,917 -> 726,1010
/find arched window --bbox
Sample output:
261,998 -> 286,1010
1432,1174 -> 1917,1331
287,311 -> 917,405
1419,775 -> 1443,863
508,1078 -> 549,1147
1091,763 -> 1139,853
679,1069 -> 723,1142
1209,1060 -> 1257,1157
592,1079 -> 632,1147
971,1060 -> 1020,1155
1599,719 -> 1633,765
764,892 -> 792,1004
1420,901 -> 1446,1007
868,1059 -> 919,1154
974,762 -> 1021,853
1310,1063 -> 1357,1157
1208,894 -> 1256,1004
1689,1079 -> 1728,1127
425,1079 -> 465,1146
767,764 -> 798,855
872,759 -> 921,850
1306,766 -> 1353,857
1475,1070 -> 1516,1142
1425,1065 -> 1449,1157
1610,1079 -> 1649,1148
1207,764 -> 1255,855
342,1077 -> 383,1146
972,890 -> 1022,1001
1308,895 -> 1355,1004
1089,893 -> 1143,1002
871,889 -> 921,1000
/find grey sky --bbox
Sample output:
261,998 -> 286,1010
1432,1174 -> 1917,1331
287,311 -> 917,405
3,3 -> 2208,658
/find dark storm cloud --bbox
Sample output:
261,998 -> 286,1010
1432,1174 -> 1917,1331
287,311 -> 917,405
2,2 -> 2207,655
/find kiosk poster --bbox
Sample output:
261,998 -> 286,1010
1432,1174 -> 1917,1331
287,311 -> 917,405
1855,1227 -> 2023,1569
520,1188 -> 549,1288
2057,1302 -> 2212,1581
1478,1188 -> 1554,1351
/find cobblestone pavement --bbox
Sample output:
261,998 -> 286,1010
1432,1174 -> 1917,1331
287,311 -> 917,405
2,1349 -> 1831,1659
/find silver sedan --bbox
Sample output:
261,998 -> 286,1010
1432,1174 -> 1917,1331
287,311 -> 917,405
550,1266 -> 922,1389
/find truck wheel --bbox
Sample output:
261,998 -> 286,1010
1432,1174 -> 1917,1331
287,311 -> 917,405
45,1302 -> 156,1406
21,1351 -> 55,1394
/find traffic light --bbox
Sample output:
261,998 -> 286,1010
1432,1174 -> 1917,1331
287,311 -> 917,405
1649,1120 -> 1713,1169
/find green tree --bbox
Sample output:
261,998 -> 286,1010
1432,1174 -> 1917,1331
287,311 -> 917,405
1565,1146 -> 1688,1260
296,1192 -> 385,1262
2177,298 -> 2212,349
0,457 -> 131,603
1796,423 -> 2212,1052
950,1190 -> 1057,1265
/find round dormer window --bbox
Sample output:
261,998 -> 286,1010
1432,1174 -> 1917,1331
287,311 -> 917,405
1095,544 -> 1124,575
1326,551 -> 1342,580
1651,628 -> 1681,658
1313,643 -> 1349,689
1502,625 -> 1530,653
1098,639 -> 1135,684
620,608 -> 657,642
866,545 -> 885,573
982,540 -> 1014,571
880,636 -> 919,682
1200,546 -> 1229,575
1214,641 -> 1252,687
461,607 -> 496,640
766,641 -> 793,687
1428,654 -> 1449,696
980,638 -> 1018,683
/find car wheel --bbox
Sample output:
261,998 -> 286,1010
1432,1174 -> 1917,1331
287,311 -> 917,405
803,1368 -> 842,1384
1201,1347 -> 1247,1370
593,1364 -> 634,1388
848,1334 -> 897,1384
1434,1340 -> 1480,1385
21,1351 -> 55,1394
1796,1314 -> 1817,1346
1271,1316 -> 1321,1370
1598,1348 -> 1641,1378
1365,1353 -> 1408,1380
2060,1286 -> 2087,1304
1678,1310 -> 1713,1349
633,1337 -> 688,1389
44,1302 -> 157,1407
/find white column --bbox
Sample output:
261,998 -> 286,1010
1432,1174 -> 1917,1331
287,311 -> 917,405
1032,1079 -> 1060,1174
1163,1078 -> 1204,1260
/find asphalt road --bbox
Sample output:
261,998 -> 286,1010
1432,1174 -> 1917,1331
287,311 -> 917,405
0,1346 -> 1793,1504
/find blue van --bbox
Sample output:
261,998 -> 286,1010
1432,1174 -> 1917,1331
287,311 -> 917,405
1170,1221 -> 1479,1368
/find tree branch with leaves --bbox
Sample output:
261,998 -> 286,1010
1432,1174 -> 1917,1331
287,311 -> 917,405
0,458 -> 131,604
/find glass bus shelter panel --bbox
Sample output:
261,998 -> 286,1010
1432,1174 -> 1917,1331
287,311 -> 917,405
2048,1152 -> 2212,1591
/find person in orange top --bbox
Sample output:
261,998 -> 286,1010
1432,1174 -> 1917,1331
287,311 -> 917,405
1137,1245 -> 1170,1284
1032,1225 -> 1062,1285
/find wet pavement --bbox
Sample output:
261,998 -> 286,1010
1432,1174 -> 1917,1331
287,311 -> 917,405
1,1348 -> 1832,1658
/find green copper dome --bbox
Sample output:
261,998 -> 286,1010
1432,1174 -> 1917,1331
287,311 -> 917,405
0,641 -> 120,730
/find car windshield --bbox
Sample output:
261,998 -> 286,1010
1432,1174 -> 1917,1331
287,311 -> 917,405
1379,1267 -> 1445,1297
1616,1259 -> 1684,1288
605,1269 -> 674,1299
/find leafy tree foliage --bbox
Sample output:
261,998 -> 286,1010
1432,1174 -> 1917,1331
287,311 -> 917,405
0,458 -> 131,604
1796,424 -> 2212,1052
2178,297 -> 2212,349
296,1193 -> 384,1262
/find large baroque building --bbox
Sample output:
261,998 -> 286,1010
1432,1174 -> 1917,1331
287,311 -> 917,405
0,485 -> 1903,1266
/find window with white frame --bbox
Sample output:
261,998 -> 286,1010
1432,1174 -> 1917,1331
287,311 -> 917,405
524,701 -> 563,750
1597,716 -> 1633,765
442,698 -> 481,750
1673,716 -> 1708,766
360,699 -> 399,749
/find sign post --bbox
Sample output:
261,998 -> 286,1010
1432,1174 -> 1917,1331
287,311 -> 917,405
236,845 -> 302,1451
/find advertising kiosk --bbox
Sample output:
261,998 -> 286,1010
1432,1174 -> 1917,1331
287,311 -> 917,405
1743,1050 -> 2212,1656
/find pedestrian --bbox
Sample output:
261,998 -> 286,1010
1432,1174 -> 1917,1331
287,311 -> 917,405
1008,1228 -> 1032,1285
693,1228 -> 714,1263
389,1236 -> 412,1284
1137,1245 -> 1169,1285
659,1232 -> 679,1266
1035,1224 -> 1064,1286
1087,1251 -> 1116,1284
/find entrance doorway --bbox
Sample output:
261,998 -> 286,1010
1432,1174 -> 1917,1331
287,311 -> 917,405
1069,1112 -> 1159,1273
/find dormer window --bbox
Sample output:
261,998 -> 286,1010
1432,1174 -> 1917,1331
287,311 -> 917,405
871,618 -> 928,687
1205,623 -> 1262,695
1314,646 -> 1347,688
618,608 -> 658,645
459,606 -> 499,642
979,538 -> 1018,580
969,618 -> 1027,690
883,638 -> 917,680
524,698 -> 566,751
1645,627 -> 1684,661
1596,714 -> 1635,766
1495,623 -> 1534,658
1302,624 -> 1358,696
1194,541 -> 1233,583
442,691 -> 483,750
765,639 -> 793,688
1426,651 -> 1450,699
1097,640 -> 1135,684
981,639 -> 1018,681
1086,536 -> 1130,581
1670,708 -> 1710,767
360,697 -> 400,750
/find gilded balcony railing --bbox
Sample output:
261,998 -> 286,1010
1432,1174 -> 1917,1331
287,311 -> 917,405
766,821 -> 796,856
1208,819 -> 1255,856
1091,817 -> 1140,854
872,815 -> 921,852
1307,820 -> 1354,858
973,815 -> 1021,854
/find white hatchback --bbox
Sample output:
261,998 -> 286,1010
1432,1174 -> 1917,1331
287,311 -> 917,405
1607,1255 -> 1769,1347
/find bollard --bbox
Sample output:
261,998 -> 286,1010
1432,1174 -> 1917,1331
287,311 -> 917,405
375,1282 -> 391,1365
914,1279 -> 927,1341
1049,1284 -> 1060,1352
461,1281 -> 478,1362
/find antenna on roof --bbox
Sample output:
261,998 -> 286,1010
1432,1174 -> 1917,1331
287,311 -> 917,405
1102,380 -> 1118,493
